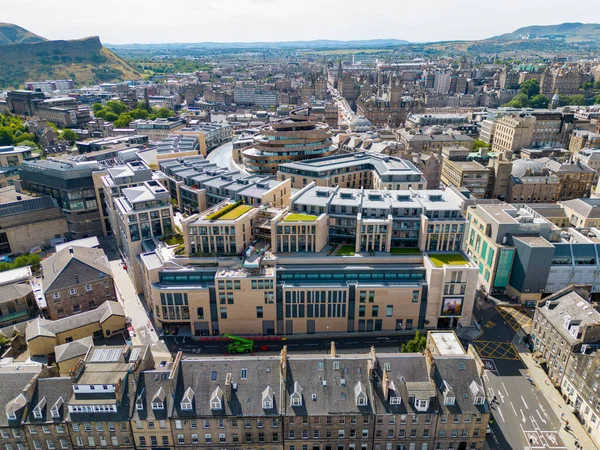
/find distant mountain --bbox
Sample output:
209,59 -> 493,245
490,22 -> 600,42
0,24 -> 140,89
0,23 -> 46,45
107,38 -> 410,50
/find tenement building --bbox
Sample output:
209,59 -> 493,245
139,184 -> 478,336
0,332 -> 491,450
242,107 -> 336,175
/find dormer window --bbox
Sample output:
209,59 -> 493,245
262,386 -> 274,409
354,382 -> 368,407
136,402 -> 144,411
291,381 -> 303,407
414,398 -> 429,410
6,412 -> 16,420
209,387 -> 222,411
151,401 -> 164,410
564,315 -> 572,330
50,397 -> 63,419
445,396 -> 455,406
389,396 -> 401,405
474,397 -> 485,405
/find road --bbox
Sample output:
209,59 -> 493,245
162,334 -> 414,356
99,238 -> 171,359
207,141 -> 247,173
328,83 -> 355,127
472,300 -> 566,450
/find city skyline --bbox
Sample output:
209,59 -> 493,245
4,0 -> 600,44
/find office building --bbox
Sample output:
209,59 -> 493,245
19,159 -> 105,239
277,152 -> 426,190
242,107 -> 336,175
131,118 -> 187,140
440,147 -> 490,199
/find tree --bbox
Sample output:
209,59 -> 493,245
505,93 -> 530,108
114,113 -> 133,128
92,103 -> 104,113
473,139 -> 490,152
16,140 -> 39,149
401,331 -> 427,353
61,129 -> 78,143
559,94 -> 588,106
103,111 -> 119,122
519,79 -> 540,97
129,108 -> 149,120
581,81 -> 594,90
105,100 -> 128,115
595,94 -> 600,105
155,107 -> 174,118
529,94 -> 550,109
595,81 -> 600,90
0,128 -> 14,146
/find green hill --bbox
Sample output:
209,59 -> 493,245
0,31 -> 141,89
491,22 -> 600,43
0,23 -> 46,45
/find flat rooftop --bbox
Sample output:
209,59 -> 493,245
282,213 -> 318,222
427,253 -> 470,268
430,332 -> 466,356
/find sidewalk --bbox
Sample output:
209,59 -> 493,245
513,330 -> 599,450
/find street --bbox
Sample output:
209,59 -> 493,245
162,333 -> 415,356
473,300 -> 567,450
207,141 -> 247,173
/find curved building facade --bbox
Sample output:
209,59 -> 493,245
242,107 -> 336,175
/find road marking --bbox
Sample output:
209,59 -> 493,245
536,410 -> 547,424
502,382 -> 510,397
520,409 -> 526,422
521,395 -> 529,409
497,406 -> 504,422
510,401 -> 517,415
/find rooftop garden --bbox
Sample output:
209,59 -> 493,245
283,213 -> 318,222
337,244 -> 356,256
391,247 -> 422,255
428,253 -> 469,268
205,200 -> 252,221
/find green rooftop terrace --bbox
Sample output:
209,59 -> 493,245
391,247 -> 422,255
218,205 -> 253,220
428,253 -> 470,267
283,213 -> 318,222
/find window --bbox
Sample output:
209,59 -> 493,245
70,288 -> 77,295
219,434 -> 226,443
53,293 -> 60,299
85,285 -> 92,292
177,435 -> 185,445
205,434 -> 212,444
161,437 -> 168,446
257,306 -> 263,318
191,435 -> 198,445
386,305 -> 393,317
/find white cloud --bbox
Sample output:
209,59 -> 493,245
3,0 -> 600,44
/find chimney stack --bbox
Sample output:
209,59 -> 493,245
225,373 -> 232,402
330,341 -> 337,358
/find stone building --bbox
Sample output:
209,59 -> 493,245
41,246 -> 116,320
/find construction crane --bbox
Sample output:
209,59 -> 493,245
223,334 -> 255,353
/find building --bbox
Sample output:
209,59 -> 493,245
41,246 -> 116,320
0,191 -> 69,255
242,107 -> 336,175
573,148 -> 600,186
490,115 -> 535,157
440,147 -> 490,199
25,300 -> 125,356
531,287 -> 600,385
0,145 -> 39,167
139,185 -> 478,336
542,158 -> 595,200
569,130 -> 600,154
19,159 -> 105,239
0,332 -> 490,450
406,113 -> 469,129
277,152 -> 426,190
131,118 -> 187,140
397,128 -> 475,154
26,79 -> 75,92
507,159 -> 560,203
176,122 -> 233,155
560,198 -> 600,228
540,68 -> 585,96
114,181 -> 174,291
5,90 -> 46,116
0,266 -> 37,327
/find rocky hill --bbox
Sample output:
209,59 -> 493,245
0,25 -> 140,89
491,22 -> 600,43
0,23 -> 46,45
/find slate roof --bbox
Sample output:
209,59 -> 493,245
41,246 -> 112,293
132,368 -> 174,421
284,355 -> 374,416
173,357 -> 281,418
561,198 -> 600,219
26,301 -> 124,341
0,282 -> 32,305
24,377 -> 73,423
54,336 -> 94,363
0,366 -> 42,426
432,356 -> 487,416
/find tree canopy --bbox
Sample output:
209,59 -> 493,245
505,93 -> 530,108
529,94 -> 550,109
519,79 -> 540,97
401,331 -> 427,353
559,94 -> 588,107
61,129 -> 78,143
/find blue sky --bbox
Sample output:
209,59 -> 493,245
4,0 -> 600,44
